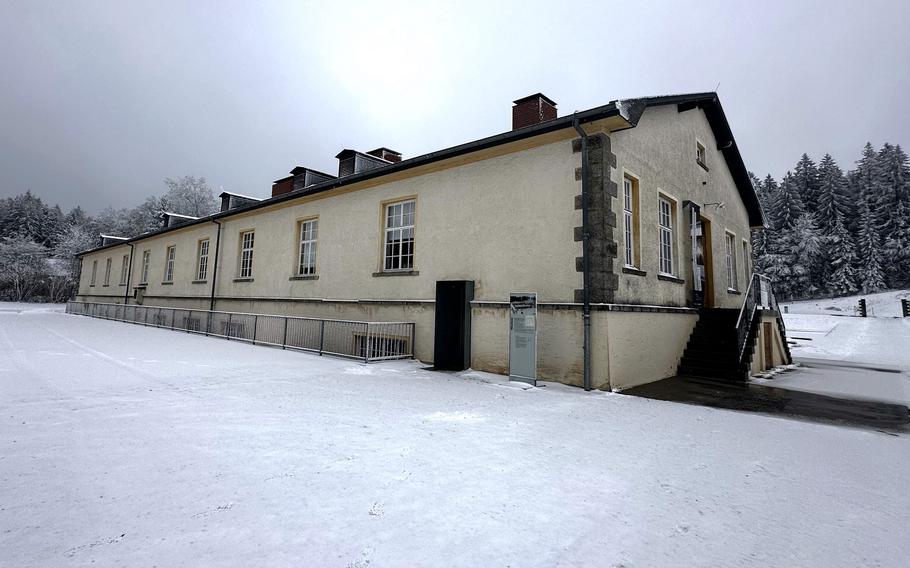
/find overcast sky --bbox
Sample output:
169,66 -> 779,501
1,0 -> 908,212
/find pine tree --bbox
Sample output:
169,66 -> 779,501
856,199 -> 887,293
827,214 -> 859,295
877,144 -> 910,285
793,153 -> 820,206
772,172 -> 805,231
815,154 -> 849,233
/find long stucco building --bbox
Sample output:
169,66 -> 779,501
74,92 -> 790,390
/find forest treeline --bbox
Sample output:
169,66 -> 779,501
751,142 -> 909,300
0,176 -> 216,301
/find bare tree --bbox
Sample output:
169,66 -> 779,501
0,234 -> 49,301
163,175 -> 217,217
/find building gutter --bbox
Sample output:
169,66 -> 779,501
572,114 -> 592,392
209,219 -> 222,312
124,243 -> 134,304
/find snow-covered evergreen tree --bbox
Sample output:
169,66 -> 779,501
793,153 -> 820,206
856,200 -> 887,293
827,214 -> 859,295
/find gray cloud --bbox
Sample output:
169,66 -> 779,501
1,0 -> 908,212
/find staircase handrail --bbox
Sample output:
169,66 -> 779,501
735,273 -> 777,364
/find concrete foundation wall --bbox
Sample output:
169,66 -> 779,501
605,311 -> 698,390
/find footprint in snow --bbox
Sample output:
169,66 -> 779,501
368,502 -> 384,517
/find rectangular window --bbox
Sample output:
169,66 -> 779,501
696,140 -> 707,168
622,176 -> 639,268
384,200 -> 415,271
163,246 -> 176,282
297,219 -> 318,275
196,239 -> 210,281
239,231 -> 255,278
725,232 -> 738,290
742,240 -> 750,281
90,260 -> 97,286
140,250 -> 150,284
103,258 -> 112,285
120,254 -> 129,285
658,197 -> 674,275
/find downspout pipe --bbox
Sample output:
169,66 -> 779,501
572,114 -> 592,392
209,219 -> 222,312
124,243 -> 134,304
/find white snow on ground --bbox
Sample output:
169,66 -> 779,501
756,295 -> 910,405
783,289 -> 910,318
2,304 -> 910,567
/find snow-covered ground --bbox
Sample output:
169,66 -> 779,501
2,304 -> 910,567
762,292 -> 910,404
783,289 -> 910,318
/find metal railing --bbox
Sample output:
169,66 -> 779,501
735,273 -> 787,365
65,301 -> 415,362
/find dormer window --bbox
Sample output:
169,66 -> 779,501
696,140 -> 708,171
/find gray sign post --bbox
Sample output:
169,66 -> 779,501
509,292 -> 537,385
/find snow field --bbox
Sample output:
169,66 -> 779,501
1,304 -> 909,567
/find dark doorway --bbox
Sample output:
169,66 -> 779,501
433,280 -> 474,371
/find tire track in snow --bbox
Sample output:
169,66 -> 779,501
41,325 -> 167,386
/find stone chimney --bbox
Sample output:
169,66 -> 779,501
512,93 -> 557,130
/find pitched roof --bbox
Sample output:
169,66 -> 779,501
78,92 -> 762,256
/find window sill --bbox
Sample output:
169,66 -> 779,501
657,273 -> 685,284
372,270 -> 419,277
102,284 -> 110,287
727,288 -> 742,295
118,284 -> 126,287
289,275 -> 319,281
697,160 -> 709,172
622,266 -> 647,277
160,281 -> 173,285
191,280 -> 208,284
89,285 -> 95,287
136,283 -> 148,289
233,277 -> 254,283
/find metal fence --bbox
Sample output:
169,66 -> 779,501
65,301 -> 415,362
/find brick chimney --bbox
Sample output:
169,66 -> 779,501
367,147 -> 402,163
512,93 -> 557,130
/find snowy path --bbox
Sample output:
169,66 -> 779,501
2,305 -> 910,567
